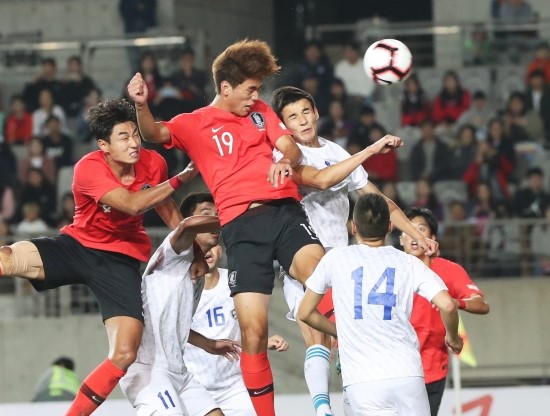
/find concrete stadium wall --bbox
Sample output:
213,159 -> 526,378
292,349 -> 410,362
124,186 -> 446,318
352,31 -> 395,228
1,278 -> 549,403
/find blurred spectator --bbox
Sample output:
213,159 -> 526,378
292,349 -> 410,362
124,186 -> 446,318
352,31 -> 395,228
169,47 -> 209,107
347,105 -> 386,154
481,202 -> 521,277
525,41 -> 550,83
467,181 -> 498,237
128,51 -> 164,106
464,24 -> 493,66
17,168 -> 57,226
381,181 -> 404,248
32,357 -> 80,402
15,202 -> 49,235
530,205 -> 550,276
439,200 -> 477,264
334,41 -> 376,107
409,119 -> 452,182
0,218 -> 12,246
4,94 -> 33,145
17,137 -> 57,186
42,115 -> 74,168
449,124 -> 478,179
486,117 -> 516,166
318,100 -> 353,149
0,175 -> 15,223
118,0 -> 158,71
22,57 -> 63,112
32,89 -> 68,137
524,69 -> 550,146
463,140 -> 514,201
400,73 -> 431,127
513,167 -> 550,218
53,192 -> 75,228
456,90 -> 494,138
361,126 -> 398,183
413,178 -> 444,220
301,71 -> 330,116
60,56 -> 98,118
497,0 -> 536,24
503,91 -> 544,144
76,87 -> 102,143
432,70 -> 471,126
328,78 -> 357,122
290,40 -> 334,96
0,142 -> 17,186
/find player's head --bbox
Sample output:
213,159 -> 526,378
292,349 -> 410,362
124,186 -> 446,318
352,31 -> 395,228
400,207 -> 438,257
352,193 -> 390,242
211,39 -> 280,116
271,86 -> 319,144
88,99 -> 141,164
180,193 -> 219,252
52,356 -> 75,371
205,244 -> 223,273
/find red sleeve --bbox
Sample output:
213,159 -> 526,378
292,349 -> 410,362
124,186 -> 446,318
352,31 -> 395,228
263,103 -> 291,147
445,262 -> 484,300
431,96 -> 444,124
463,161 -> 479,187
160,113 -> 197,153
4,117 -> 15,143
74,158 -> 121,203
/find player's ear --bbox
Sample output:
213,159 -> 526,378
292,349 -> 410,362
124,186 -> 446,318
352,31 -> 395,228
97,139 -> 108,153
351,221 -> 357,236
314,106 -> 320,121
387,221 -> 393,234
220,80 -> 231,96
398,232 -> 404,247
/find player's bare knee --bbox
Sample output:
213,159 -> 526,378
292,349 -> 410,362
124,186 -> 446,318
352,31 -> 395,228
109,348 -> 138,370
0,241 -> 43,278
0,245 -> 13,275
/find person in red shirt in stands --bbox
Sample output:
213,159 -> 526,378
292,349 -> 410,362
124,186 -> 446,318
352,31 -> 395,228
401,207 -> 490,416
400,73 -> 431,127
4,94 -> 33,145
0,99 -> 195,416
525,41 -> 550,84
432,70 -> 471,126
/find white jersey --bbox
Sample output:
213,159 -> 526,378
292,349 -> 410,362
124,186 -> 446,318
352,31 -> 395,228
134,231 -> 196,374
276,137 -> 369,247
306,244 -> 447,387
184,269 -> 242,390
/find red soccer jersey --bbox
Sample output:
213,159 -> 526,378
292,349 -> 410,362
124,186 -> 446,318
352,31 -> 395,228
161,99 -> 300,225
61,149 -> 168,262
410,257 -> 484,383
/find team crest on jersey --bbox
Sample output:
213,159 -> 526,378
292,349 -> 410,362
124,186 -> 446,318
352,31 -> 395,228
141,183 -> 152,190
250,112 -> 265,128
228,271 -> 237,288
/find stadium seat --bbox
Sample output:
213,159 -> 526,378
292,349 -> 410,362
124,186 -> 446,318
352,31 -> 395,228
56,166 -> 74,208
396,181 -> 417,206
433,180 -> 468,204
415,67 -> 447,100
495,65 -> 525,105
460,66 -> 493,98
392,126 -> 421,161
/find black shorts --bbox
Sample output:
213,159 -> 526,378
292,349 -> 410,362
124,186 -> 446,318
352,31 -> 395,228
426,377 -> 446,416
221,198 -> 323,295
31,234 -> 143,323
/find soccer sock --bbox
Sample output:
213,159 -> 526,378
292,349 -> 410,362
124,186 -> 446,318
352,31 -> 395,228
304,345 -> 333,416
65,358 -> 126,416
240,351 -> 275,416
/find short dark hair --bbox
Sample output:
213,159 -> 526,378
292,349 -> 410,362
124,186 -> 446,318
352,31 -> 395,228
179,192 -> 214,217
271,86 -> 316,121
86,99 -> 137,143
45,114 -> 60,125
41,57 -> 56,67
353,193 -> 389,240
529,69 -> 546,79
404,207 -> 439,235
52,356 -> 75,371
473,90 -> 486,100
526,166 -> 544,177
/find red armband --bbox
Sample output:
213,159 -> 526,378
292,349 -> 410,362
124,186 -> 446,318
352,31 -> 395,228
169,175 -> 182,190
457,299 -> 467,310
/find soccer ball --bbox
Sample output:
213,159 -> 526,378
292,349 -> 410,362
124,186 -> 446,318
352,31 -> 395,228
363,39 -> 413,85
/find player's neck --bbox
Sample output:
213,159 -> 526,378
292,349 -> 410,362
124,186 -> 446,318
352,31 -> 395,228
104,155 -> 135,183
298,136 -> 321,148
420,254 -> 432,267
356,236 -> 385,248
204,268 -> 220,290
211,95 -> 233,113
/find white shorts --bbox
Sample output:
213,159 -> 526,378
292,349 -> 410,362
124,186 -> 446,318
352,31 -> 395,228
282,272 -> 305,321
119,364 -> 218,416
208,381 -> 255,416
344,377 -> 430,416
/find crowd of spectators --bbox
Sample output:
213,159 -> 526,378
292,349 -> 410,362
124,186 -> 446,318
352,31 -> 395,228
1,28 -> 550,278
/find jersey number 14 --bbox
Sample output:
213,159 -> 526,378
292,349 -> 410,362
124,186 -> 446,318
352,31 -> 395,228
351,266 -> 396,320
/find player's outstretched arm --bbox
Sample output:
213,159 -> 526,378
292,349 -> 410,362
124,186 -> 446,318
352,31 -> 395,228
100,163 -> 197,216
293,134 -> 403,190
170,215 -> 221,254
357,181 -> 438,256
269,135 -> 303,187
188,330 -> 241,361
127,72 -> 171,144
431,290 -> 463,354
267,335 -> 289,352
297,289 -> 337,339
456,295 -> 490,315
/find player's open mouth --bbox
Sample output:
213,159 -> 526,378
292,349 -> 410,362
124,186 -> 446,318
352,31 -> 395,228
211,233 -> 219,238
205,252 -> 213,263
129,150 -> 139,157
411,242 -> 419,249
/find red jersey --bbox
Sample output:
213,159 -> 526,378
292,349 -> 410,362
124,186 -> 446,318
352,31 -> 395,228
161,99 -> 300,225
61,149 -> 168,262
410,257 -> 483,383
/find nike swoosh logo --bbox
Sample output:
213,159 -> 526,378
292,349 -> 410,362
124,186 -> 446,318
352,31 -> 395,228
253,387 -> 270,396
91,395 -> 104,404
211,126 -> 224,133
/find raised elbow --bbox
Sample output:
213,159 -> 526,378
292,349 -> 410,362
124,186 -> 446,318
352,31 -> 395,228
440,298 -> 458,316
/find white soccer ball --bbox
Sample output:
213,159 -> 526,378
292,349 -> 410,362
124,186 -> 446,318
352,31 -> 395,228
363,39 -> 413,85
